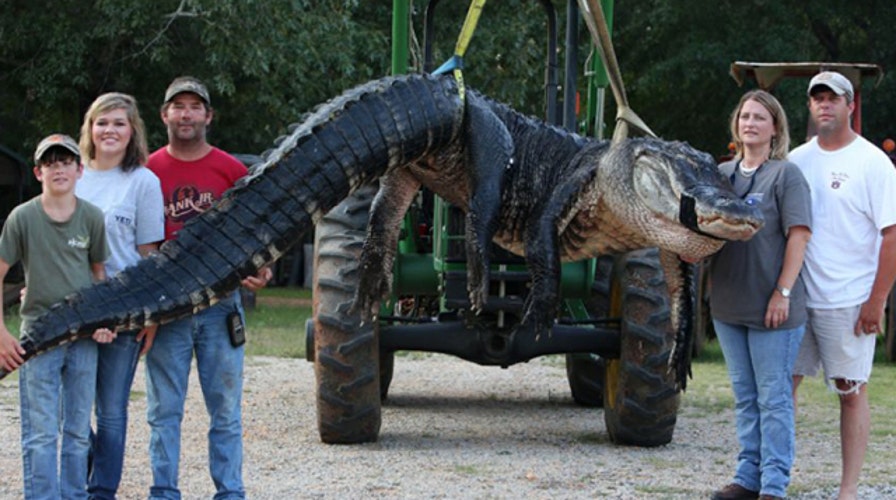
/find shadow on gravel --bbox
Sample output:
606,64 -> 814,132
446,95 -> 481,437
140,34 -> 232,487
383,394 -> 584,409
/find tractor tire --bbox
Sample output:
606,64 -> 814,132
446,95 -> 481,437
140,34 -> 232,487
602,248 -> 680,447
565,255 -> 615,407
379,350 -> 395,400
565,354 -> 605,407
312,185 -> 383,444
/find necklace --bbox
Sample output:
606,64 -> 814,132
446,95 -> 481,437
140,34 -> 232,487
730,159 -> 766,199
739,163 -> 760,177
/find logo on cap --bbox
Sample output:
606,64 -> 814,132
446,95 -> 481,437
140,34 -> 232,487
34,134 -> 80,163
807,71 -> 854,102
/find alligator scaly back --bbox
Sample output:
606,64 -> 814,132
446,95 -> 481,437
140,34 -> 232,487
2,74 -> 464,378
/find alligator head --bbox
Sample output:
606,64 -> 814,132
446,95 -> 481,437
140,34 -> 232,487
596,137 -> 764,261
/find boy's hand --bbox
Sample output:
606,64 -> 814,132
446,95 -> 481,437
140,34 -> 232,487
137,325 -> 158,356
0,327 -> 25,372
92,328 -> 117,344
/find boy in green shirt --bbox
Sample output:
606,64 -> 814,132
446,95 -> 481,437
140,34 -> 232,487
0,134 -> 114,499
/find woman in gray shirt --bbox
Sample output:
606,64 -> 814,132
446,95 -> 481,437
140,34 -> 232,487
708,90 -> 812,500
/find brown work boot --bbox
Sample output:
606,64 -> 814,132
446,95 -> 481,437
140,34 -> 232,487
758,496 -> 784,500
710,483 -> 759,500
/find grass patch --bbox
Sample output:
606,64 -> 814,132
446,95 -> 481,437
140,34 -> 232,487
452,464 -> 483,475
253,286 -> 311,300
690,340 -> 896,423
685,341 -> 735,415
245,287 -> 310,358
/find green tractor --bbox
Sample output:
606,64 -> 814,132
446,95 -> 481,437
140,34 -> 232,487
306,0 -> 681,447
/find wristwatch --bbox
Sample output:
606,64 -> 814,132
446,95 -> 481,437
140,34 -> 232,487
776,285 -> 791,298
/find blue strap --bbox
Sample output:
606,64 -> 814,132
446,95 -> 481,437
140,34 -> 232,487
433,55 -> 464,76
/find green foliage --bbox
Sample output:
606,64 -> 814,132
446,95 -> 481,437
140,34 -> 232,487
419,1 -> 566,117
1,0 -> 894,163
0,0 -> 392,155
614,0 -> 896,152
0,1 -> 560,160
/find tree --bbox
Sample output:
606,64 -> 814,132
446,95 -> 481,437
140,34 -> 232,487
0,1 -> 395,155
2,0 -> 894,164
613,0 -> 896,152
0,1 -> 564,161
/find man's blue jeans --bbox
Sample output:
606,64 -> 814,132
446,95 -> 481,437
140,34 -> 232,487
713,320 -> 804,498
19,337 -> 98,500
145,293 -> 245,500
88,331 -> 142,499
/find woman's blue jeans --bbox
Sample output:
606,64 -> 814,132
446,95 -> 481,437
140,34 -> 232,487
19,338 -> 98,499
713,320 -> 804,498
88,331 -> 142,499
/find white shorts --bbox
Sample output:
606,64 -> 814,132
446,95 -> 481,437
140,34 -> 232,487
793,305 -> 876,389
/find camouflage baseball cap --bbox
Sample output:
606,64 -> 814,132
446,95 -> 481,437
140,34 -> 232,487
34,133 -> 80,163
163,76 -> 211,105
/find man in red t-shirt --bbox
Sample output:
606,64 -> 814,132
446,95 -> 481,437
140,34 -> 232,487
144,76 -> 271,500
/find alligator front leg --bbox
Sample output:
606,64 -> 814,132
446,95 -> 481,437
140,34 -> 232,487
353,169 -> 421,321
517,206 -> 563,340
516,152 -> 600,340
463,95 -> 513,312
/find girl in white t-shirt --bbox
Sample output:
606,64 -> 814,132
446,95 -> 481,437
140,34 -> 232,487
76,92 -> 164,498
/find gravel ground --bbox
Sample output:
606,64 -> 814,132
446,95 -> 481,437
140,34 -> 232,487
0,354 -> 894,499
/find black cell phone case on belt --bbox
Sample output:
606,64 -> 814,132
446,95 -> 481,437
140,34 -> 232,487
227,311 -> 246,347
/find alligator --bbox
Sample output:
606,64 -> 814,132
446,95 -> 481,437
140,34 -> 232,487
0,73 -> 763,380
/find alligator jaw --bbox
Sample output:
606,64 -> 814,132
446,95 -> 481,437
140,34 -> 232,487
697,214 -> 763,241
688,187 -> 764,242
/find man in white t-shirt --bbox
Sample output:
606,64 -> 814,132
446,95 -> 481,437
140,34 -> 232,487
789,71 -> 896,500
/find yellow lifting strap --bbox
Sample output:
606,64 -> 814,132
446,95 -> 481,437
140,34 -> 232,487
432,0 -> 487,103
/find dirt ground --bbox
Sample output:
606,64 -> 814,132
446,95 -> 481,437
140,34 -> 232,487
0,354 -> 894,499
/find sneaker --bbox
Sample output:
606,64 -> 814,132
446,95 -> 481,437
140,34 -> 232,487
711,483 -> 760,500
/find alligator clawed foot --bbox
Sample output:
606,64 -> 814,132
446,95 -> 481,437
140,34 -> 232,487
468,282 -> 489,314
466,252 -> 489,314
351,290 -> 381,324
519,304 -> 555,342
353,266 -> 393,323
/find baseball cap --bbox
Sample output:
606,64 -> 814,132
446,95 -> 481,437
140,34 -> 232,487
34,133 -> 80,163
163,76 -> 211,105
807,71 -> 854,102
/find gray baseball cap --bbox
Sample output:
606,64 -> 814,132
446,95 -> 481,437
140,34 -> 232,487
34,133 -> 80,163
807,71 -> 854,102
164,76 -> 211,105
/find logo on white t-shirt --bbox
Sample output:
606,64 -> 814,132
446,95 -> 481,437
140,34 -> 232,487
830,171 -> 849,189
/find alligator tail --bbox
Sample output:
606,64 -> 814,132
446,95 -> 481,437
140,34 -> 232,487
2,74 -> 463,379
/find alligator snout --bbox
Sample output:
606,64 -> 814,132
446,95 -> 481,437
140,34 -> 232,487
694,189 -> 764,241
